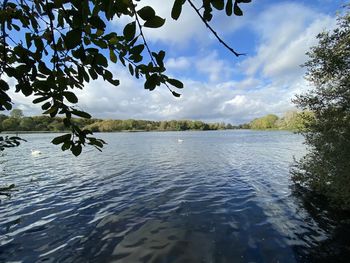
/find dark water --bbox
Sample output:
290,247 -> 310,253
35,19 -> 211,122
0,131 -> 348,262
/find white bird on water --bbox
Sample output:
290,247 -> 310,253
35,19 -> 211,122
177,139 -> 184,143
31,149 -> 42,156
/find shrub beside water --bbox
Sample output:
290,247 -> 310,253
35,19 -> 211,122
292,8 -> 350,210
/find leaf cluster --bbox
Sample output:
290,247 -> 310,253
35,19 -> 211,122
0,0 -> 249,155
171,0 -> 251,22
0,136 -> 25,151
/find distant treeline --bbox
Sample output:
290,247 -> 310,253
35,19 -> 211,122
84,119 -> 235,132
0,111 -> 235,132
242,111 -> 311,130
0,109 -> 309,133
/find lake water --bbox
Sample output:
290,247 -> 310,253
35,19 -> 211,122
0,131 -> 347,262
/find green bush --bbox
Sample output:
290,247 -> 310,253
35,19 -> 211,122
292,8 -> 350,210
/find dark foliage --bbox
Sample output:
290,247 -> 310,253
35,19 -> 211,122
292,8 -> 350,210
0,0 -> 250,155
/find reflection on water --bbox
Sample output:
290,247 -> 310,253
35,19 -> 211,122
290,185 -> 350,262
0,131 -> 348,262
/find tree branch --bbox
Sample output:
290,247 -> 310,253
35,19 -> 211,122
129,0 -> 158,67
187,0 -> 245,57
1,0 -> 8,75
45,0 -> 58,71
129,1 -> 175,94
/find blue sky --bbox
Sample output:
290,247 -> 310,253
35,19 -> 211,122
9,0 -> 346,124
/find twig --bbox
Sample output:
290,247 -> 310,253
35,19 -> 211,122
129,1 -> 158,67
45,0 -> 58,71
1,0 -> 9,74
128,1 -> 176,93
187,0 -> 245,57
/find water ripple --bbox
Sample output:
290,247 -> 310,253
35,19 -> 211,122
0,131 -> 344,262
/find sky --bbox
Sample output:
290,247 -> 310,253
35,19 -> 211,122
8,0 -> 346,124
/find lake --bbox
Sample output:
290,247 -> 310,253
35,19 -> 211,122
0,131 -> 347,262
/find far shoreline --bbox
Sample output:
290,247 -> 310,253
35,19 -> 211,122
1,129 -> 296,135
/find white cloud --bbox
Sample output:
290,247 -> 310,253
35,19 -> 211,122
225,95 -> 248,107
111,0 -> 248,48
241,2 -> 337,81
3,75 -> 41,116
5,1 -> 339,125
166,56 -> 191,70
195,51 -> 234,83
111,0 -> 204,47
214,77 -> 260,91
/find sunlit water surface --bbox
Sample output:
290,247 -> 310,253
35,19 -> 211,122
0,131 -> 346,262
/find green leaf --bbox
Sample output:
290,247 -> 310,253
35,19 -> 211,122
131,54 -> 142,63
17,82 -> 32,96
144,16 -> 165,28
12,24 -> 20,31
95,53 -> 108,67
71,144 -> 82,156
33,96 -> 49,104
144,74 -> 159,90
0,79 -> 9,91
130,44 -> 144,55
34,37 -> 44,51
234,2 -> 243,16
72,110 -> 91,119
103,69 -> 113,81
108,36 -> 118,45
61,141 -> 70,151
102,70 -> 117,86
0,92 -> 12,110
52,134 -> 71,145
25,33 -> 32,48
106,78 -> 120,86
4,67 -> 18,78
171,0 -> 185,20
172,91 -> 181,97
119,54 -> 126,66
79,67 -> 90,82
16,64 -> 30,75
88,16 -> 106,30
96,29 -> 104,37
83,36 -> 91,45
88,138 -> 104,148
203,11 -> 213,22
128,64 -> 134,76
38,62 -> 51,75
123,21 -> 136,41
88,68 -> 98,80
153,50 -> 165,67
65,29 -> 82,49
42,102 -> 51,110
226,0 -> 233,16
43,105 -> 58,117
211,0 -> 224,10
237,0 -> 251,3
137,6 -> 156,21
110,49 -> 117,63
167,78 -> 184,89
64,91 -> 78,103
92,39 -> 108,49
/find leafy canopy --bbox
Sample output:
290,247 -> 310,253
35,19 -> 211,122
292,7 -> 350,210
9,108 -> 23,119
0,0 -> 250,155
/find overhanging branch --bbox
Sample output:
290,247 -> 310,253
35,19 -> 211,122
187,0 -> 245,57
